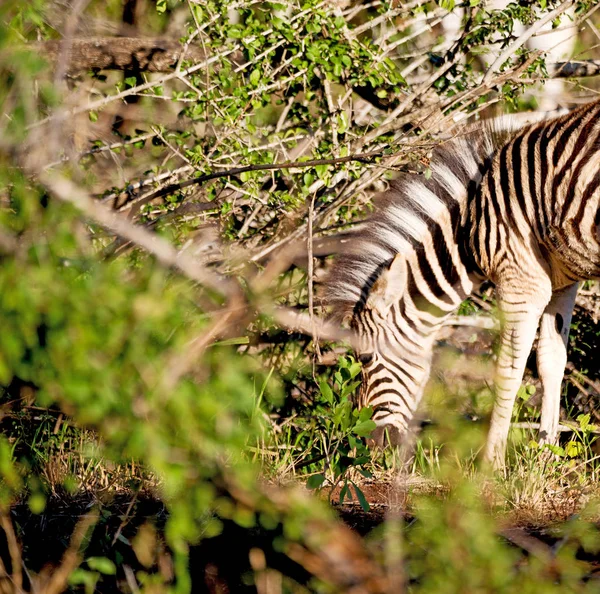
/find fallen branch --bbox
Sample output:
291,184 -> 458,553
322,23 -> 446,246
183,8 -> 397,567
32,37 -> 212,74
28,36 -> 600,80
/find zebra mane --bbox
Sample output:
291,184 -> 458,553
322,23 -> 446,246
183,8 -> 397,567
324,117 -> 526,320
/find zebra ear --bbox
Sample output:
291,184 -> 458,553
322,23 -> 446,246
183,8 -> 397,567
341,311 -> 353,328
367,254 -> 407,315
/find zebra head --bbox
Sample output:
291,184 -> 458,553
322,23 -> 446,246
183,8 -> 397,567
350,253 -> 434,448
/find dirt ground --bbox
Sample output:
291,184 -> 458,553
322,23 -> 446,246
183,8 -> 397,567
6,487 -> 600,592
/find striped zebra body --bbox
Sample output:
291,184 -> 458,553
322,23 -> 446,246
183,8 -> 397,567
327,99 -> 600,468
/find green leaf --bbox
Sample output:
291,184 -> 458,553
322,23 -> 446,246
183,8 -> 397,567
333,400 -> 353,430
352,483 -> 370,512
28,492 -> 45,514
307,473 -> 326,490
545,444 -> 565,457
87,557 -> 116,575
315,164 -> 328,179
303,172 -> 314,186
228,25 -> 244,39
88,111 -> 98,123
337,112 -> 348,135
212,337 -> 250,346
68,569 -> 99,589
339,482 -> 350,504
319,380 -> 334,405
578,413 -> 591,432
352,420 -> 376,437
340,380 -> 361,399
517,385 -> 531,402
348,361 -> 362,379
565,441 -> 583,459
249,69 -> 261,86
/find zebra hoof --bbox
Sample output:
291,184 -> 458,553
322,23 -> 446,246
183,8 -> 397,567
368,424 -> 403,448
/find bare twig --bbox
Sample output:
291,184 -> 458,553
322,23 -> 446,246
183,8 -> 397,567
0,513 -> 22,592
307,194 -> 321,361
37,511 -> 99,594
483,0 -> 575,83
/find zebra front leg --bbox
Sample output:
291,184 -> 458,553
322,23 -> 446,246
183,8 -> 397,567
483,288 -> 551,469
537,283 -> 579,446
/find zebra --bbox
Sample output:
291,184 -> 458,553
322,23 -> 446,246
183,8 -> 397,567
326,98 -> 600,469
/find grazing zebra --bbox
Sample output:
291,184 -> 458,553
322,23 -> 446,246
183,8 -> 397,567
326,99 -> 600,468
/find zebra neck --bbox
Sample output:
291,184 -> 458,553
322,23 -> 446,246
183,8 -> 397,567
399,235 -> 477,323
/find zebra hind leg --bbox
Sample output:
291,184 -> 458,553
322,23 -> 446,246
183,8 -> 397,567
537,283 -> 579,447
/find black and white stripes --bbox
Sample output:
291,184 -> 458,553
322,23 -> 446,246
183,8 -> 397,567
326,100 -> 600,467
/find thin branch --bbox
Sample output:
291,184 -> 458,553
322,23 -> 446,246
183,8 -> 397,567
548,59 -> 600,78
0,514 -> 22,592
162,307 -> 241,391
118,150 -> 385,211
307,194 -> 321,361
483,0 -> 575,83
511,422 -> 600,434
38,511 -> 99,594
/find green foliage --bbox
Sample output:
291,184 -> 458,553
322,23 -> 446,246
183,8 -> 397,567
405,481 -> 600,594
1,0 -> 600,590
302,356 -> 376,511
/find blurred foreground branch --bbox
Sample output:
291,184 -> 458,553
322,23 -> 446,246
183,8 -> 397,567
39,172 -> 241,300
